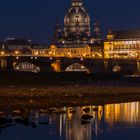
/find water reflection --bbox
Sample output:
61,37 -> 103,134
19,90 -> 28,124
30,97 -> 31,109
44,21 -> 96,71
0,102 -> 140,140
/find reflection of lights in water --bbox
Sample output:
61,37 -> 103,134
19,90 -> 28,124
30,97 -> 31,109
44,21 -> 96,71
59,114 -> 62,137
104,102 -> 140,126
1,102 -> 140,139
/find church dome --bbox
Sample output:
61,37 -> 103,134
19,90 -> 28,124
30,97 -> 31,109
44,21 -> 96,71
65,6 -> 90,23
64,0 -> 90,37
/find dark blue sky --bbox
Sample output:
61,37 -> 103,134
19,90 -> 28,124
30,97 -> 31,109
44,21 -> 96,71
0,0 -> 140,44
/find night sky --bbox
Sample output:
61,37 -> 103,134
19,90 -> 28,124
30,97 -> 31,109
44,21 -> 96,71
0,0 -> 140,44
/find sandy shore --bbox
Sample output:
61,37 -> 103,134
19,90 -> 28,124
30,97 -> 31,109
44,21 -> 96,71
0,84 -> 140,110
1,72 -> 140,110
0,84 -> 140,98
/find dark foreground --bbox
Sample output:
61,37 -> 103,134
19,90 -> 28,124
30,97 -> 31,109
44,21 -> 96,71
0,71 -> 140,110
1,72 -> 140,140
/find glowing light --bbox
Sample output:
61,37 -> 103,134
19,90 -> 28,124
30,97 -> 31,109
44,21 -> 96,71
98,53 -> 102,57
15,51 -> 19,55
34,51 -> 39,55
16,66 -> 19,70
0,51 -> 5,55
67,52 -> 72,58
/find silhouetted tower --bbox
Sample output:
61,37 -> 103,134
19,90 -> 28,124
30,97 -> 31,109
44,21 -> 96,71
94,20 -> 102,39
53,21 -> 62,40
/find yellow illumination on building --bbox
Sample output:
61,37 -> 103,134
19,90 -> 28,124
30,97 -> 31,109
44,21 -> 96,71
104,30 -> 140,60
34,51 -> 39,55
51,60 -> 61,72
31,43 -> 102,59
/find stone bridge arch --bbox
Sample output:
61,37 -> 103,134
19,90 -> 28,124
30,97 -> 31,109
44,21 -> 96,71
14,62 -> 40,73
65,63 -> 90,74
112,65 -> 121,73
108,59 -> 137,74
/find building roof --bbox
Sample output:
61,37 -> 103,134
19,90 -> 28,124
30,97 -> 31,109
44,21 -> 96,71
4,38 -> 31,46
113,30 -> 140,40
31,44 -> 48,49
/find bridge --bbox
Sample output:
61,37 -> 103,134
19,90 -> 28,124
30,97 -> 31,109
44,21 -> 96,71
0,54 -> 139,74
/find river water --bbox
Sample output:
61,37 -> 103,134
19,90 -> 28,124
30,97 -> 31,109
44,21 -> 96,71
0,101 -> 140,140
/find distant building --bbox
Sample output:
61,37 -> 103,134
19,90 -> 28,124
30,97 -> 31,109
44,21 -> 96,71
31,44 -> 48,57
3,38 -> 32,55
104,30 -> 140,59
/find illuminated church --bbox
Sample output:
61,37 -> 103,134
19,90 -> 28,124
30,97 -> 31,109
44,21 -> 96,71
31,0 -> 103,58
52,0 -> 102,48
1,0 -> 103,60
32,0 -> 103,58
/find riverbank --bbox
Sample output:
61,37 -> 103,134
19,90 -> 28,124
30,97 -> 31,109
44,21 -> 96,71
0,71 -> 140,110
0,84 -> 140,110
